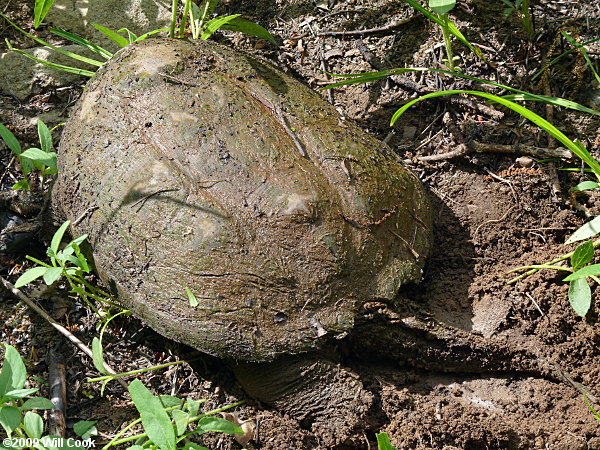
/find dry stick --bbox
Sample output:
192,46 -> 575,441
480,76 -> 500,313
0,277 -> 128,389
47,348 -> 67,437
416,140 -> 572,162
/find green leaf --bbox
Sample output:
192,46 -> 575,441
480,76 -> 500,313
74,420 -> 97,440
14,266 -> 48,288
571,181 -> 600,192
185,399 -> 201,417
51,221 -> 70,255
117,27 -> 138,43
50,28 -> 113,60
572,240 -> 595,271
568,278 -> 592,317
34,0 -> 56,28
200,14 -> 242,40
24,411 -> 44,439
172,409 -> 189,436
566,217 -> 600,244
128,379 -> 176,450
376,432 -> 397,450
564,264 -> 600,281
159,395 -> 183,409
12,179 -> 30,191
219,18 -> 277,45
0,405 -> 21,435
3,388 -> 39,399
429,0 -> 455,15
91,337 -> 109,375
0,123 -> 21,155
6,45 -> 97,76
43,266 -> 63,286
134,28 -> 170,42
21,397 -> 55,410
20,148 -> 57,171
37,121 -> 53,153
0,345 -> 27,396
186,288 -> 198,308
91,23 -> 130,48
195,416 -> 243,435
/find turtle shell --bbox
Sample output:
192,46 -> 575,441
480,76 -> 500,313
53,39 -> 433,362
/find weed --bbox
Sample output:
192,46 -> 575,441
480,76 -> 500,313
376,432 -> 397,450
403,0 -> 486,69
500,0 -> 534,41
0,343 -> 93,447
2,0 -> 275,79
0,121 -> 57,191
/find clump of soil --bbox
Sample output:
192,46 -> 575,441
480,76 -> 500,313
1,0 -> 600,448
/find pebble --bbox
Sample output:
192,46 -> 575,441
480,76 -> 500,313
516,156 -> 534,168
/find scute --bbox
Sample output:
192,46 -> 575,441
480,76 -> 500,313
53,39 -> 433,362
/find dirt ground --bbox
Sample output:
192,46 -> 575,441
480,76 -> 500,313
1,0 -> 600,448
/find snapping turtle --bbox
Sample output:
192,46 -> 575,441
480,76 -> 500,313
50,39 -> 543,441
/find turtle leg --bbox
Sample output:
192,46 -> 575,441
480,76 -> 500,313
230,353 -> 373,446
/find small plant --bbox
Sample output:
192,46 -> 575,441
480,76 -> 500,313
0,120 -> 57,191
0,343 -> 93,447
2,0 -> 275,78
500,0 -> 534,41
14,221 -> 123,317
584,395 -> 600,425
403,0 -> 485,69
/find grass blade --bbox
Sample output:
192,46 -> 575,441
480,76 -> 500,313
5,43 -> 96,77
50,28 -> 113,59
200,14 -> 242,40
91,23 -> 129,48
389,89 -> 600,179
34,0 -> 56,28
220,17 -> 277,45
0,123 -> 22,155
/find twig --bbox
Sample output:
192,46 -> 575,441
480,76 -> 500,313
317,15 -> 419,36
131,188 -> 179,212
73,206 -> 98,226
416,140 -> 573,162
0,277 -> 128,389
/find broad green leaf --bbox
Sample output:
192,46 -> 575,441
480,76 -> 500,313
566,216 -> 600,244
3,388 -> 39,399
24,411 -> 44,439
91,337 -> 109,375
91,23 -> 129,48
159,395 -> 183,409
12,179 -> 29,190
127,446 -> 145,450
172,409 -> 189,436
0,405 -> 21,435
14,266 -> 48,288
389,90 -> 600,180
564,264 -> 600,281
186,287 -> 198,308
376,432 -> 397,450
37,121 -> 52,153
20,148 -> 57,170
185,399 -> 202,417
22,397 -> 55,410
0,124 -> 21,154
568,278 -> 592,317
134,28 -> 170,42
51,221 -> 70,255
50,28 -> 113,59
571,240 -> 594,271
195,416 -> 243,435
220,18 -> 277,45
43,266 -> 63,286
571,181 -> 600,192
74,420 -> 97,440
128,379 -> 176,450
200,14 -> 242,40
0,346 -> 26,395
429,0 -> 455,15
34,0 -> 56,28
